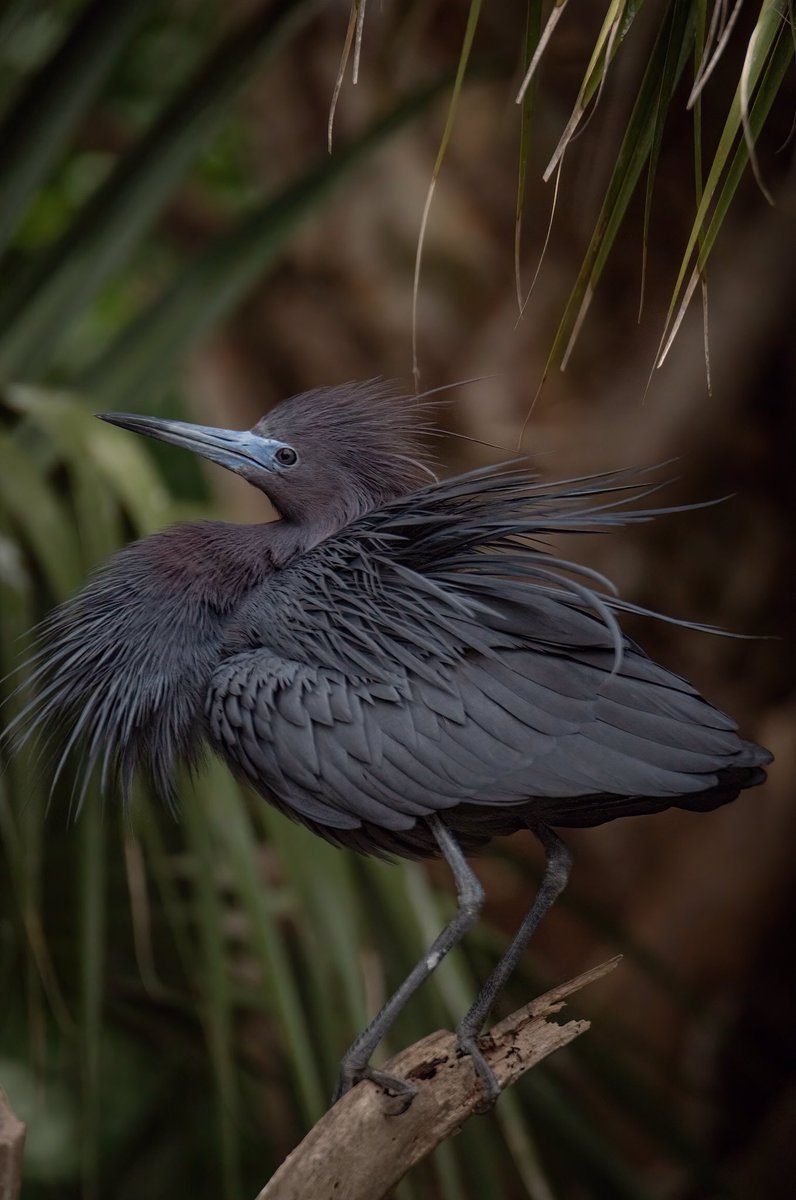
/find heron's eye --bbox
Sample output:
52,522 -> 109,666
275,446 -> 299,468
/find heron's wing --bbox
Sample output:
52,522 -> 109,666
205,639 -> 754,836
206,463 -> 767,834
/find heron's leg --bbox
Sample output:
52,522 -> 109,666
456,822 -> 571,1110
333,815 -> 483,1112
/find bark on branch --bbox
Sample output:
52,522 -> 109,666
257,957 -> 620,1200
0,1088 -> 25,1200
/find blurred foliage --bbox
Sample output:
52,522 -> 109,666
0,1 -> 792,1198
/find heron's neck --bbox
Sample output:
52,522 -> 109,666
139,519 -> 302,611
261,473 -> 417,546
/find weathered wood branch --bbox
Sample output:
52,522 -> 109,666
257,957 -> 620,1200
0,1088 -> 25,1200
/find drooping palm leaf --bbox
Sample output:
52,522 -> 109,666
0,0 -> 320,378
0,0 -> 154,255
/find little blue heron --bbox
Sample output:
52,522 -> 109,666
14,381 -> 772,1110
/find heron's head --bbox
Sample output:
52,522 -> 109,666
99,381 -> 436,529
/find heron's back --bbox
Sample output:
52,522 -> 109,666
206,466 -> 772,857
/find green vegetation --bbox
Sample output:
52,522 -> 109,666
0,2 -> 790,1196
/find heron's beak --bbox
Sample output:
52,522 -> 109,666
97,413 -> 287,475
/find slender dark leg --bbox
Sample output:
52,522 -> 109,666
456,821 -> 571,1110
333,815 -> 484,1111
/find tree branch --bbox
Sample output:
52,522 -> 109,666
257,957 -> 620,1200
0,1088 -> 25,1200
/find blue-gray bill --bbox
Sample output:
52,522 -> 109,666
11,380 -> 773,1109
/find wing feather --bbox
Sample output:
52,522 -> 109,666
206,637 -> 755,834
201,463 -> 770,840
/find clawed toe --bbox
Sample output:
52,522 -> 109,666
365,1068 -> 418,1115
332,1064 -> 418,1114
456,1034 -> 501,1112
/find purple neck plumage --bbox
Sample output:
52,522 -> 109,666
139,520 -> 296,609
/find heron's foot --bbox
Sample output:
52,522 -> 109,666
456,1033 -> 501,1113
332,1063 -> 418,1115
